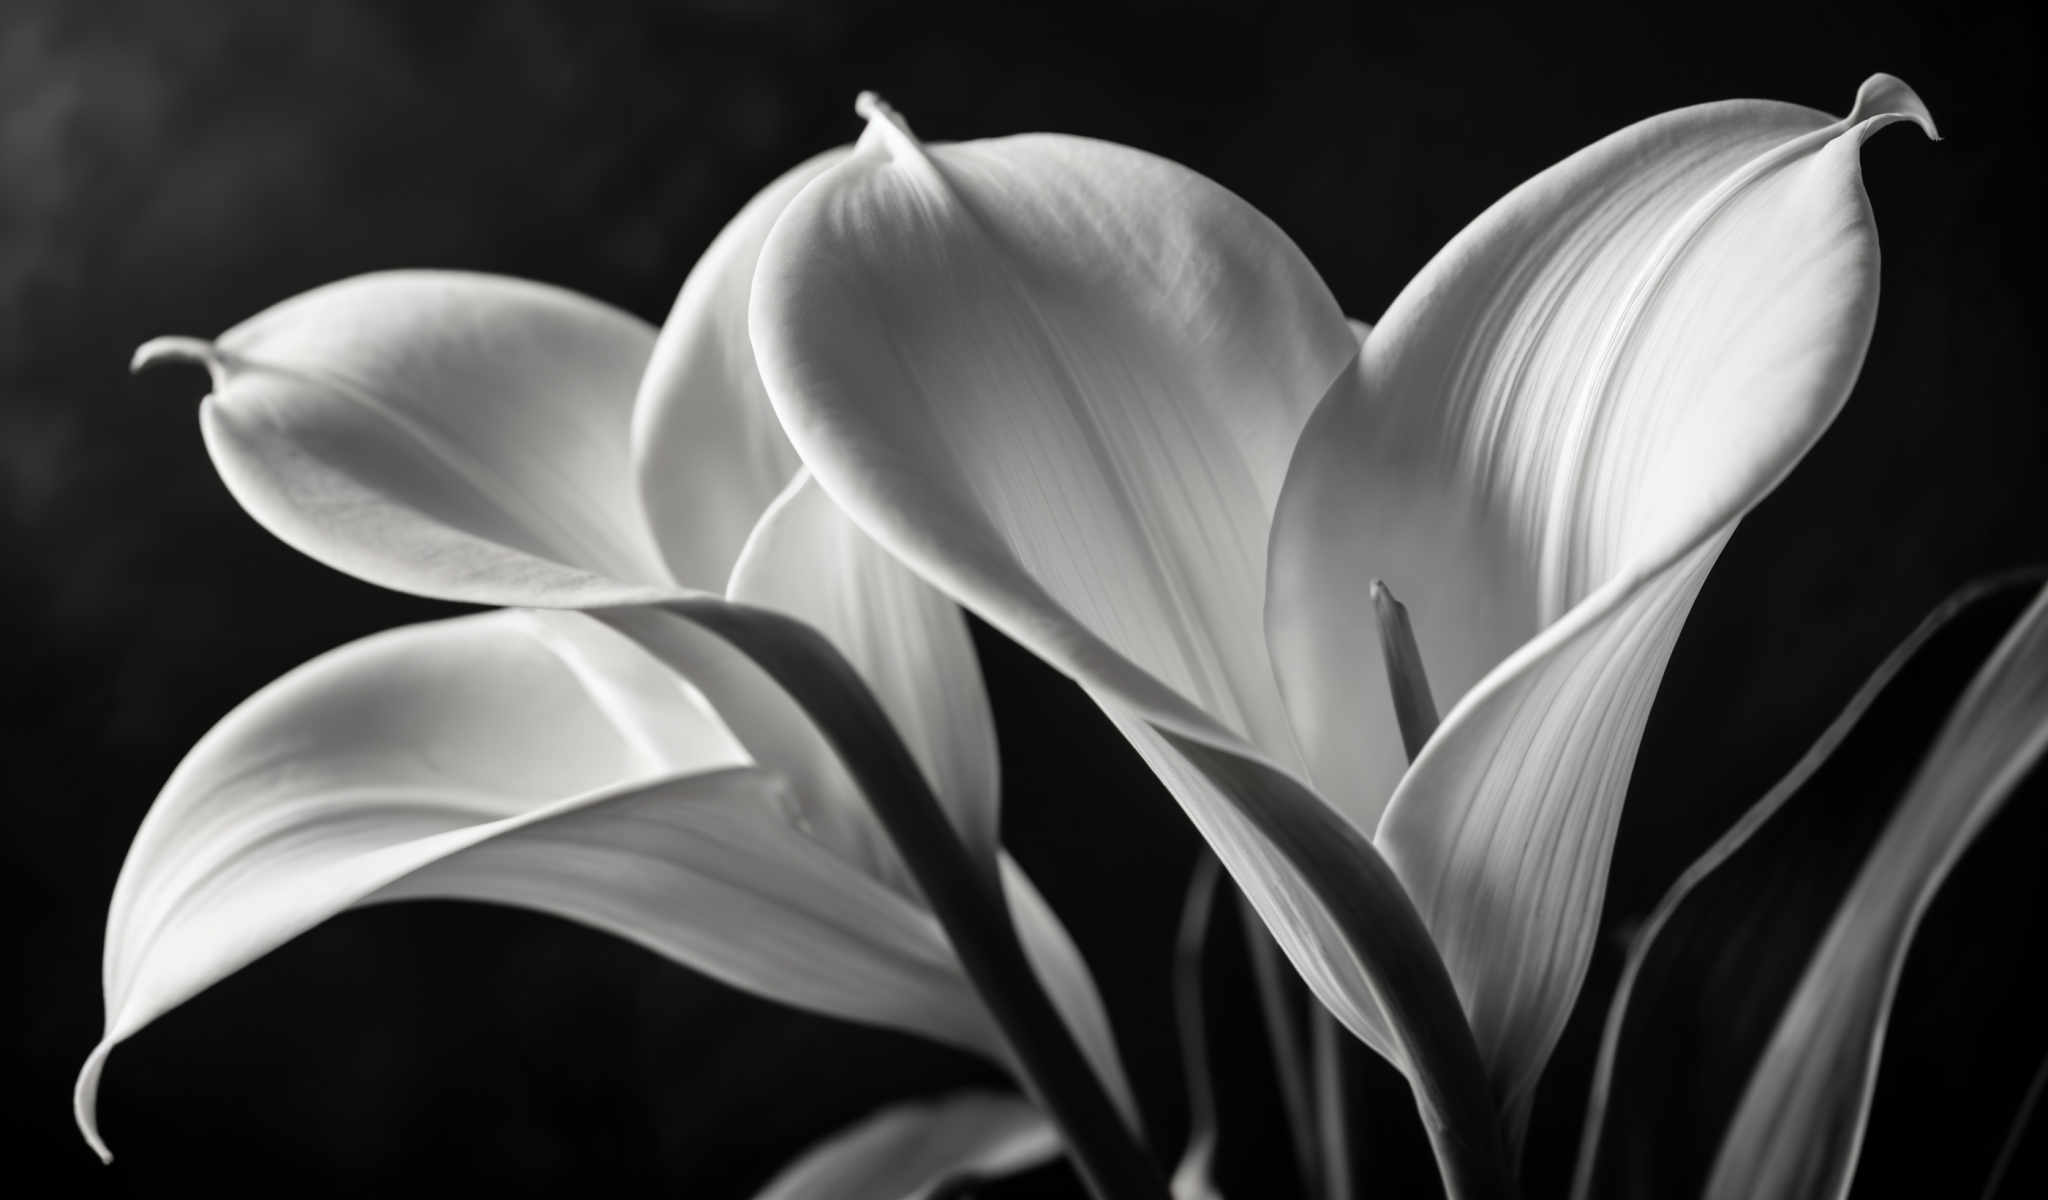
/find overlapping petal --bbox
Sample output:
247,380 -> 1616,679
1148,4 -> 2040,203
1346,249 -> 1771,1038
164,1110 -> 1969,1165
631,149 -> 848,586
1267,74 -> 1937,1111
77,611 -> 994,1161
752,1092 -> 1058,1200
748,101 -> 1423,1051
729,472 -> 1001,873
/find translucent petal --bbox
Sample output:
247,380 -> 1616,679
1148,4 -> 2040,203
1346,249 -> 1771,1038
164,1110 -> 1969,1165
76,612 -> 994,1160
632,150 -> 847,586
156,272 -> 681,606
1267,74 -> 1937,1109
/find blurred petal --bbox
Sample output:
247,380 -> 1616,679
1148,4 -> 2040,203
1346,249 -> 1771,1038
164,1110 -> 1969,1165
730,472 -> 1001,868
753,1092 -> 1057,1200
1707,580 -> 2048,1200
1269,74 -> 1937,1109
143,271 -> 682,606
631,149 -> 847,586
76,611 -> 997,1161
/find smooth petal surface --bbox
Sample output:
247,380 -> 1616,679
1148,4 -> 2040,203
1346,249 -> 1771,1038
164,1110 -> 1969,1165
1268,75 -> 1937,1110
631,149 -> 847,586
151,271 -> 683,606
730,472 -> 1001,871
597,601 -> 1138,1119
752,1092 -> 1057,1200
1706,580 -> 2048,1200
77,612 -> 997,1160
749,106 -> 1519,1191
750,98 -> 1397,1037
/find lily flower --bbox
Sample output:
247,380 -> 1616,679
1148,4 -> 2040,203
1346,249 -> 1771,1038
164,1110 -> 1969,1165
746,74 -> 1936,1169
78,150 -> 1135,1187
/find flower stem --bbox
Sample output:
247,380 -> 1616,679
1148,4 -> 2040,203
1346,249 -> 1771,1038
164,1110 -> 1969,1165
1240,903 -> 1324,1193
677,598 -> 1171,1200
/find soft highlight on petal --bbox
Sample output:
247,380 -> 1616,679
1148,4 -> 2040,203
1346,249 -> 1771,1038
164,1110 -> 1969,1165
630,149 -> 848,588
730,472 -> 1001,870
161,271 -> 684,607
1268,74 -> 1937,1112
76,612 -> 997,1159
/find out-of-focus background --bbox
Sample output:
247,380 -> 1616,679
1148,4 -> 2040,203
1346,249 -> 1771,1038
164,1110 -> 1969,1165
5,1 -> 2043,1195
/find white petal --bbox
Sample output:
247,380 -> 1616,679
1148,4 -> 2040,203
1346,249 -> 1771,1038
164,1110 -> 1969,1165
730,472 -> 1001,868
152,271 -> 684,606
631,149 -> 848,587
747,99 -> 1416,1043
752,1092 -> 1057,1200
751,106 -> 1357,759
1707,582 -> 2048,1200
1267,74 -> 1937,1110
596,602 -> 1138,1119
76,612 -> 994,1160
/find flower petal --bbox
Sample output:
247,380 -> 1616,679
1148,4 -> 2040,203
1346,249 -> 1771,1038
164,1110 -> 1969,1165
1707,580 -> 2048,1200
146,271 -> 684,606
631,149 -> 848,587
596,600 -> 1139,1121
1267,74 -> 1938,1111
752,1092 -> 1058,1200
1571,574 -> 2048,1199
749,102 -> 1513,1190
729,472 -> 1001,869
747,95 -> 1366,1014
77,611 -> 995,1161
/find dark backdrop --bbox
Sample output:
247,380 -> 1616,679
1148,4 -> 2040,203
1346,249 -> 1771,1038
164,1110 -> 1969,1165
5,1 -> 2043,1196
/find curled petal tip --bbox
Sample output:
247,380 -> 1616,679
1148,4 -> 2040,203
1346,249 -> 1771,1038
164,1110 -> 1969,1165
1849,72 -> 1940,142
852,90 -> 926,163
131,336 -> 229,392
75,1039 -> 114,1164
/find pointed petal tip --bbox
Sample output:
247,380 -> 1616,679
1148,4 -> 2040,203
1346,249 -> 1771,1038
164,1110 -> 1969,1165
75,1039 -> 114,1164
852,90 -> 926,164
1850,73 -> 1940,142
131,336 -> 229,391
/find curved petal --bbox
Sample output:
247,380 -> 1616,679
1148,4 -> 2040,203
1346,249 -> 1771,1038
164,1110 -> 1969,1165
1267,74 -> 1938,1110
745,96 -> 1366,1015
753,1092 -> 1057,1200
631,149 -> 848,586
594,601 -> 1138,1119
77,612 -> 996,1161
140,271 -> 683,606
729,472 -> 1001,868
747,102 -> 1516,1188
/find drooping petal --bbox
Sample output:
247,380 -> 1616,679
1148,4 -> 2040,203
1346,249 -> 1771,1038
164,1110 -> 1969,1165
1706,580 -> 2048,1200
142,271 -> 683,607
631,149 -> 848,586
752,1092 -> 1058,1200
729,472 -> 1001,869
77,611 -> 998,1161
1267,74 -> 1938,1112
748,101 -> 1512,1188
596,601 -> 1139,1120
1571,574 -> 2048,1199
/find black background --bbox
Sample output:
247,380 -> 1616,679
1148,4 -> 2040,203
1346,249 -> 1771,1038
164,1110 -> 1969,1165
5,1 -> 2044,1196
